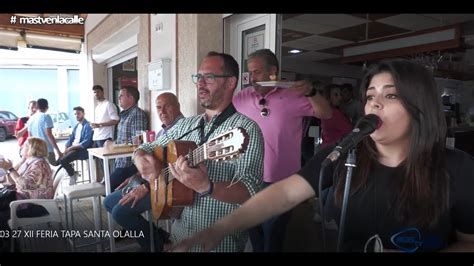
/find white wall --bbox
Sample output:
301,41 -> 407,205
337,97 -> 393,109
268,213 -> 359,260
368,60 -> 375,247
84,14 -> 109,122
78,45 -> 92,122
85,14 -> 109,34
149,14 -> 177,132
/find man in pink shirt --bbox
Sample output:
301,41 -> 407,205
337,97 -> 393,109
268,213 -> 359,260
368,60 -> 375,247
233,49 -> 332,252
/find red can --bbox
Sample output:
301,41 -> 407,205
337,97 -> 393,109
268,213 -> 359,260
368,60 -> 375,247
147,130 -> 156,142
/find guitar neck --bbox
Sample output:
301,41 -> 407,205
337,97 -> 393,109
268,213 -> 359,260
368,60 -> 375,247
158,127 -> 248,183
186,144 -> 206,167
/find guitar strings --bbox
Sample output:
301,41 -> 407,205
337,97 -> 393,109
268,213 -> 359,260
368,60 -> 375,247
151,133 -> 242,186
157,144 -> 206,180
227,159 -> 245,188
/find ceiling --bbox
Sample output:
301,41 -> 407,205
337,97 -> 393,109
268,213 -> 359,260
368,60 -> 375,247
0,13 -> 85,53
281,14 -> 474,80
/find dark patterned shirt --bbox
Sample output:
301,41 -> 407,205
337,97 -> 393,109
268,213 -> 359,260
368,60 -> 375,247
115,105 -> 148,168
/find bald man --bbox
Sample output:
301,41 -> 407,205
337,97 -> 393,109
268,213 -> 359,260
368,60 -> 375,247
107,92 -> 184,191
155,92 -> 184,139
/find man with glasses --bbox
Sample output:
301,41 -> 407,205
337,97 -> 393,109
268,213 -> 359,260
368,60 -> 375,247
232,49 -> 332,252
104,52 -> 264,252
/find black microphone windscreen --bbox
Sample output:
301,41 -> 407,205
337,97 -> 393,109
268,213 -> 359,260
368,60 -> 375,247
354,114 -> 381,135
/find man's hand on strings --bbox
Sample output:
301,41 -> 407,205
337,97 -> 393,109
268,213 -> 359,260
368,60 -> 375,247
169,155 -> 211,193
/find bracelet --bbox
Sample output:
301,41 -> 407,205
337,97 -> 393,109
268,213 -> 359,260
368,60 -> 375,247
198,181 -> 214,198
304,87 -> 317,97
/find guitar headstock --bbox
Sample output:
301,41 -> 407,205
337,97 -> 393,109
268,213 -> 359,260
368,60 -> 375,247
206,127 -> 249,161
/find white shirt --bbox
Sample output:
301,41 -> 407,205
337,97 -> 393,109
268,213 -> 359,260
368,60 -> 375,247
93,100 -> 119,141
72,123 -> 83,145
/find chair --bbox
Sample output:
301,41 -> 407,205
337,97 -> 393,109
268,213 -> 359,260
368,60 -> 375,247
73,159 -> 91,184
8,167 -> 65,252
8,166 -> 106,252
61,182 -> 106,251
52,164 -> 107,252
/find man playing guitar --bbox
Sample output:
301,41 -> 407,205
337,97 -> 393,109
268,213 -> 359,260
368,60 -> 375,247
103,51 -> 264,252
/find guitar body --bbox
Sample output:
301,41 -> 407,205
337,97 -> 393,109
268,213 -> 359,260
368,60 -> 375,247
151,140 -> 196,220
149,127 -> 250,220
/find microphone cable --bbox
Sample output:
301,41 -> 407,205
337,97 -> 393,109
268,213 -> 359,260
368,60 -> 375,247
318,163 -> 328,251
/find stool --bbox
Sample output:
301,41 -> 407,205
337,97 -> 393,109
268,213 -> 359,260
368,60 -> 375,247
73,159 -> 90,184
62,183 -> 106,251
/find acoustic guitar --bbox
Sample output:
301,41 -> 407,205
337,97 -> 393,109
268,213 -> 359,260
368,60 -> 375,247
150,127 -> 249,220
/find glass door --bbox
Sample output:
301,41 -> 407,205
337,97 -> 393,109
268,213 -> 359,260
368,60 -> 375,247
107,56 -> 138,109
225,14 -> 277,92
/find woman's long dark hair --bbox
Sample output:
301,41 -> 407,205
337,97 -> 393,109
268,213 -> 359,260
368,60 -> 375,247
334,59 -> 449,228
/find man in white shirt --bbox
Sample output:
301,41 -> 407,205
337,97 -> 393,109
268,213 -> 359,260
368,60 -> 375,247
90,85 -> 120,147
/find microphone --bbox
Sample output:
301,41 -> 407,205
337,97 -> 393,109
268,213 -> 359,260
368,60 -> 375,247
322,114 -> 382,167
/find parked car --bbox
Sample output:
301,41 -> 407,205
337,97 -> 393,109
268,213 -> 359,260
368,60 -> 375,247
49,111 -> 73,134
0,111 -> 19,142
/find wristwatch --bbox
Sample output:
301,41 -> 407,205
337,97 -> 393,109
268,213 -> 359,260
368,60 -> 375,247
305,87 -> 317,97
198,181 -> 214,198
6,168 -> 15,174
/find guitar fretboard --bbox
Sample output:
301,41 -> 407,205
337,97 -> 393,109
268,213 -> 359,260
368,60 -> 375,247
188,144 -> 206,167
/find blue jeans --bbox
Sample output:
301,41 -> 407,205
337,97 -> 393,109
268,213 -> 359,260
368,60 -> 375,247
109,165 -> 138,191
248,181 -> 293,252
103,189 -> 164,252
94,139 -> 111,148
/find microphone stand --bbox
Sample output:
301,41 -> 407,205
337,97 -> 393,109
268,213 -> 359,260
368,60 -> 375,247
337,148 -> 357,252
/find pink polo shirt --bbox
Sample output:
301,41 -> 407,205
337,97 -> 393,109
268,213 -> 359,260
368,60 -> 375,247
319,107 -> 352,149
233,87 -> 314,183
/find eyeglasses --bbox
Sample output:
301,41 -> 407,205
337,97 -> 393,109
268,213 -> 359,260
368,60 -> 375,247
259,98 -> 269,117
191,73 -> 232,84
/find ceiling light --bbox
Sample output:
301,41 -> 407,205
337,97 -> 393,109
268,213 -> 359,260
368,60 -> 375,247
289,49 -> 302,54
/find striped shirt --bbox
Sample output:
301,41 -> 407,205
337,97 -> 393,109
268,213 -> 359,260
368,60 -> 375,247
137,111 -> 264,252
156,113 -> 185,139
115,105 -> 148,168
